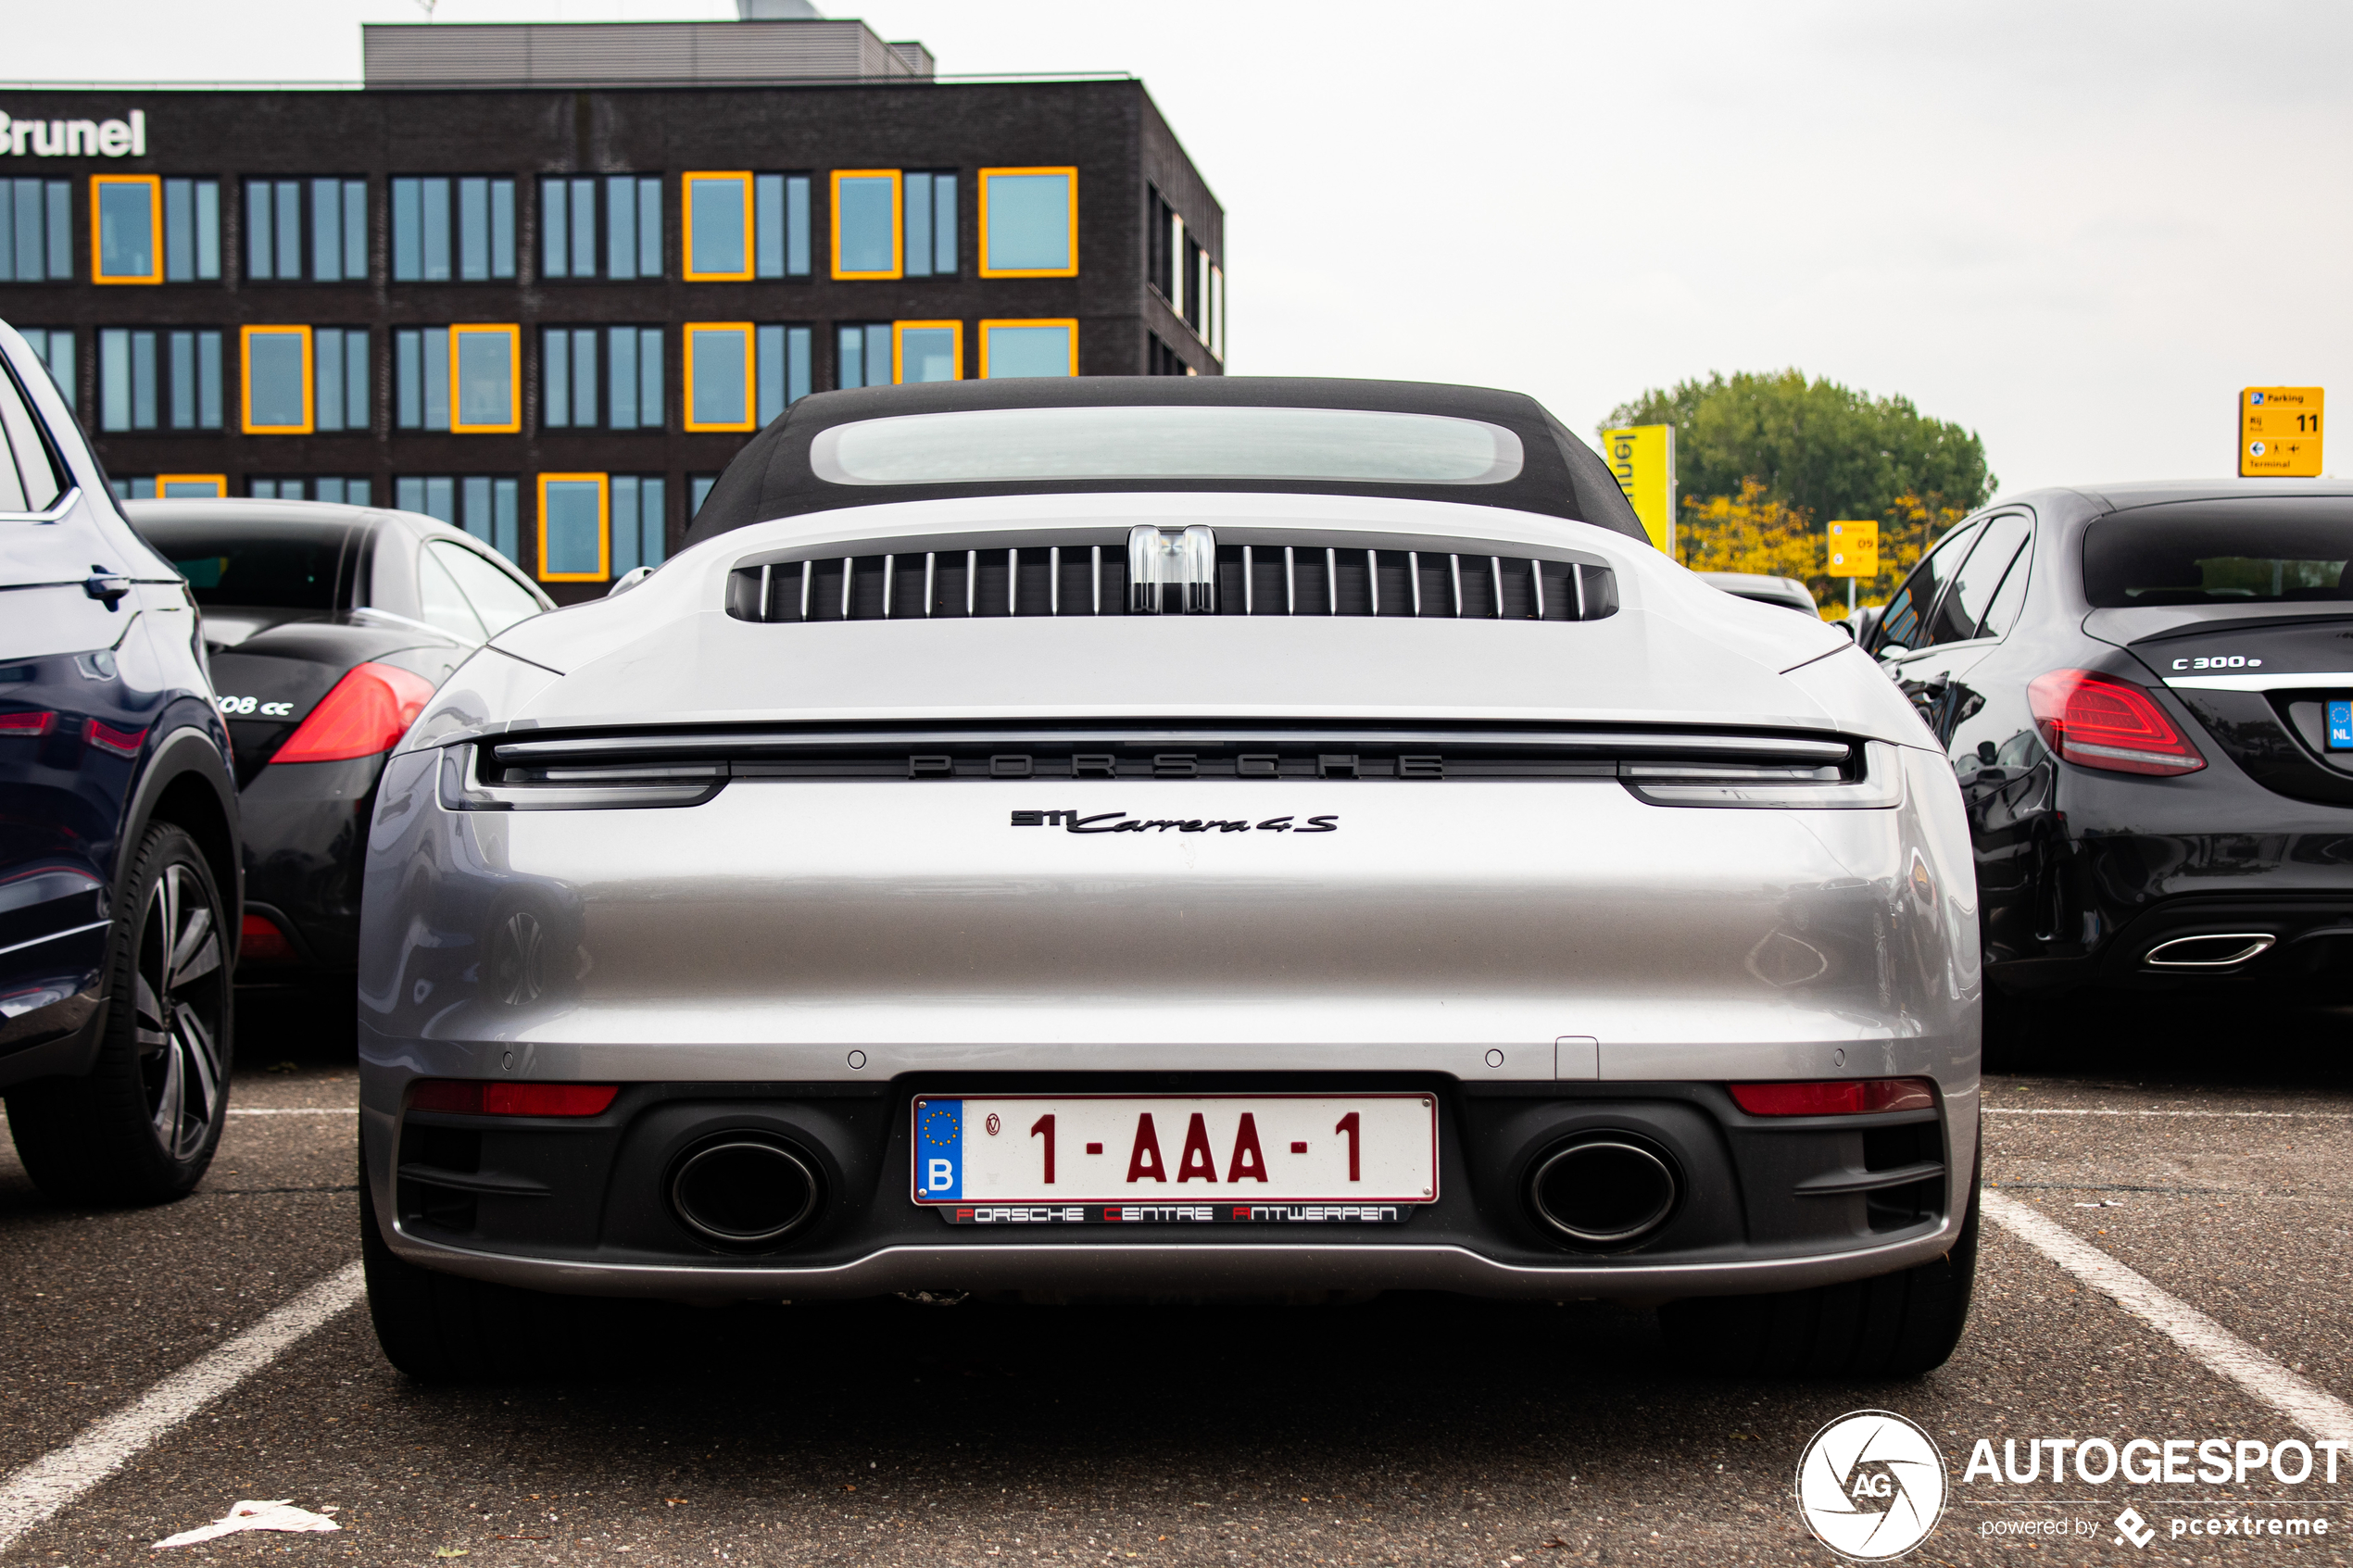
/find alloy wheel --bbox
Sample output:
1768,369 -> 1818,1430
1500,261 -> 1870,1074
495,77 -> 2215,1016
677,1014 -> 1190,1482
134,861 -> 228,1161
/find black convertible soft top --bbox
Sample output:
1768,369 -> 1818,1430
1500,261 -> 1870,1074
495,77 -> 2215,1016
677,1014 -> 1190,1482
681,376 -> 1652,549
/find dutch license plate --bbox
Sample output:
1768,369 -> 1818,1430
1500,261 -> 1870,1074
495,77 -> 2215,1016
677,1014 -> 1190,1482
910,1094 -> 1438,1210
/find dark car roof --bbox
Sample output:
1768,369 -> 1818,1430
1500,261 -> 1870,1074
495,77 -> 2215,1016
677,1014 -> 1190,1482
681,376 -> 1651,549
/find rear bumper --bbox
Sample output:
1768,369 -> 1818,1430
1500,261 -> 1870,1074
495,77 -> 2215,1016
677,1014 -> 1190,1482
379,1225 -> 1969,1305
1992,891 -> 2353,995
1978,755 -> 2353,994
363,1073 -> 1982,1304
236,754 -> 385,974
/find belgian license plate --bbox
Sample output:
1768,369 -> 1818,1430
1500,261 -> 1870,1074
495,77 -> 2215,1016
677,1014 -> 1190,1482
910,1094 -> 1438,1216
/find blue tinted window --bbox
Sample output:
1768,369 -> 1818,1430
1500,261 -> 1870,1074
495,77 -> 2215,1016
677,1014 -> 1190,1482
391,178 -> 453,282
454,331 -> 512,428
612,477 -> 641,578
246,332 -> 307,428
984,323 -> 1072,379
689,327 -> 749,426
542,481 -> 605,576
984,172 -> 1071,272
836,176 -> 897,274
688,176 -> 747,276
905,173 -> 932,279
757,324 -> 813,424
98,180 -> 156,279
898,327 -> 957,383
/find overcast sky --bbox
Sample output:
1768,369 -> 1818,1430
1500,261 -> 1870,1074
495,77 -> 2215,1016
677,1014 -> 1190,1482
11,0 -> 2350,496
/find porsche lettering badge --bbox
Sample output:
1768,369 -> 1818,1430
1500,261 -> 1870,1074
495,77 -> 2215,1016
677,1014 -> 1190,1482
1010,809 -> 1339,834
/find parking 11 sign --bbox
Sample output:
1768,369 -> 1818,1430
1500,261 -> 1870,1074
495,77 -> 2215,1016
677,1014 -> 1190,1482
2241,387 -> 2322,477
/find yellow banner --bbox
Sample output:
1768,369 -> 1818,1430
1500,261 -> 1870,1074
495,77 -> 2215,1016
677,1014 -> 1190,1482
2242,387 -> 2323,477
1826,519 -> 1879,578
1603,424 -> 1675,552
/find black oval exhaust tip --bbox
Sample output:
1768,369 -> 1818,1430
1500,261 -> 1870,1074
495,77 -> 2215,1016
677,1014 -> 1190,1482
1528,1137 -> 1680,1247
669,1137 -> 821,1248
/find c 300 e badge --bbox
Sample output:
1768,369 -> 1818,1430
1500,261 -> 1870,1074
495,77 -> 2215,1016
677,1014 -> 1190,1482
1011,809 -> 1338,834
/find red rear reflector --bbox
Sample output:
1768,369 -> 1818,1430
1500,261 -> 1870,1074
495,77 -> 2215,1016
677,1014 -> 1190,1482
271,661 -> 438,765
2026,669 -> 2206,776
238,913 -> 296,964
85,719 -> 148,757
1730,1078 -> 1936,1116
409,1080 -> 619,1117
0,709 -> 57,735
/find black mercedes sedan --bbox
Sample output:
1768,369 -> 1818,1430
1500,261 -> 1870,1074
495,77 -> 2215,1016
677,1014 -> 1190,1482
125,500 -> 552,981
1865,479 -> 2353,1048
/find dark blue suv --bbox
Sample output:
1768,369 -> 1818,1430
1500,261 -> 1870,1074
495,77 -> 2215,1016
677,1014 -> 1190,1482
0,321 -> 242,1204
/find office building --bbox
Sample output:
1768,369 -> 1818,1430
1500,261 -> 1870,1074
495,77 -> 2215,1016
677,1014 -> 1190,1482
0,8 -> 1226,597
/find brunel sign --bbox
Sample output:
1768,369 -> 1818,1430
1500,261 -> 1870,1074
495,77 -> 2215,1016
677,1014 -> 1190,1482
0,110 -> 148,158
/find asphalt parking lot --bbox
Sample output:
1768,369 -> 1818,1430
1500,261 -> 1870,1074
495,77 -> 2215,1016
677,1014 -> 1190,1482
3,990 -> 2348,1567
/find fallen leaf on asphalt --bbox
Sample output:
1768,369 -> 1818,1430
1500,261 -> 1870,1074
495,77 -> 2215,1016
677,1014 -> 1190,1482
152,1499 -> 341,1549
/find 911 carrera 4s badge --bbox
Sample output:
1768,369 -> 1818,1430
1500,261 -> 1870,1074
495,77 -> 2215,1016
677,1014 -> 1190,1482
1009,809 -> 1338,834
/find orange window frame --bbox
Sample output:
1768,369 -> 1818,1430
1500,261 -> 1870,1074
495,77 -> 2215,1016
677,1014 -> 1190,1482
239,326 -> 314,435
91,174 -> 162,284
891,320 -> 963,384
535,472 -> 610,583
681,171 -> 755,282
976,319 -> 1078,379
448,324 -> 522,434
155,474 -> 228,498
830,169 -> 903,281
976,167 -> 1078,279
681,322 -> 758,433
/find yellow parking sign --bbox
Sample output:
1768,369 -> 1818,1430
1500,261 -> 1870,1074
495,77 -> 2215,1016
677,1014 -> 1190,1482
1602,424 -> 1676,553
1826,519 -> 1879,578
2241,387 -> 2322,477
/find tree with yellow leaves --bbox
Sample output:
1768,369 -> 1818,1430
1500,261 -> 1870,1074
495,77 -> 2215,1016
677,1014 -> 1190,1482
1676,483 -> 1974,619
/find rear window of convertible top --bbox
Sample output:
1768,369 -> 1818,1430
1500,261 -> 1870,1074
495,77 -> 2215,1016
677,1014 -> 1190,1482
808,405 -> 1527,488
2083,508 -> 2353,608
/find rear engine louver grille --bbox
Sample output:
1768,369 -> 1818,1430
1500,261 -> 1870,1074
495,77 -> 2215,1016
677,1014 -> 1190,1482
725,527 -> 1617,623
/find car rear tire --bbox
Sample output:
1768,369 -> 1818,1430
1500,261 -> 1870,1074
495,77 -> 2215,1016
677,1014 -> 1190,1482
5,823 -> 233,1205
359,1159 -> 628,1382
1660,1167 -> 1980,1378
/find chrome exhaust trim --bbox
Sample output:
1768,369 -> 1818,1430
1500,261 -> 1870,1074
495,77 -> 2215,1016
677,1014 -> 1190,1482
2143,933 -> 2277,969
1527,1136 -> 1680,1247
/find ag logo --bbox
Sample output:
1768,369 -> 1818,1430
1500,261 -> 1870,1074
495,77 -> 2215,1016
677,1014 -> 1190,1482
1793,1410 -> 1947,1560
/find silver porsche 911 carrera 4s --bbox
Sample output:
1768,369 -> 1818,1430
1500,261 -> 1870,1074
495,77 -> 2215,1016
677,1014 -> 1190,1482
357,378 -> 1981,1381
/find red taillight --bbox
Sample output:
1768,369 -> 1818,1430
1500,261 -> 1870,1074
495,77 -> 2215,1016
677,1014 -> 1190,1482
1730,1078 -> 1937,1116
2026,669 -> 2206,776
271,662 -> 438,765
85,719 -> 148,757
408,1080 -> 620,1117
0,709 -> 57,736
239,913 -> 296,964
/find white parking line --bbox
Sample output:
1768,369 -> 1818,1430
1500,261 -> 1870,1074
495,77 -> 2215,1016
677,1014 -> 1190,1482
226,1108 -> 357,1115
1983,1191 -> 2353,1445
0,1261 -> 365,1553
1985,1108 -> 2353,1120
